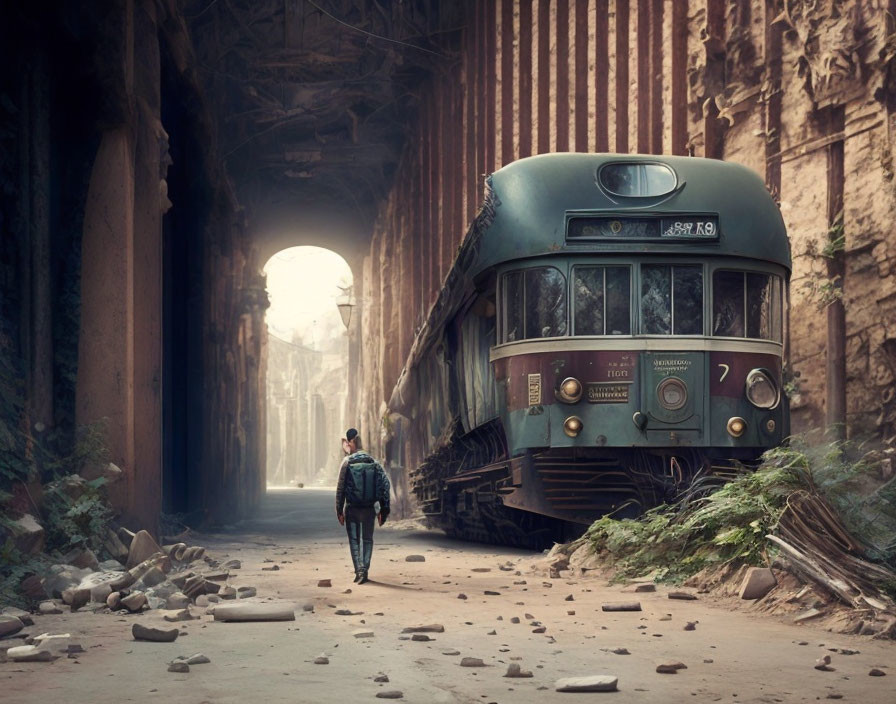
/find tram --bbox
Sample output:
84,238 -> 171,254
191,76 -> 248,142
389,153 -> 790,547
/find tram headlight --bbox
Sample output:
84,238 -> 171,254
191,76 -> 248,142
657,377 -> 688,411
563,416 -> 583,437
557,377 -> 583,403
745,369 -> 779,409
727,417 -> 747,437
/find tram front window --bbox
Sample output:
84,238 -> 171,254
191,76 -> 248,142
640,264 -> 703,335
501,267 -> 567,342
573,266 -> 631,335
712,270 -> 783,341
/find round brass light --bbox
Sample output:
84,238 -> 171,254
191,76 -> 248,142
557,377 -> 584,403
563,416 -> 584,438
727,417 -> 747,438
765,419 -> 776,433
657,377 -> 688,411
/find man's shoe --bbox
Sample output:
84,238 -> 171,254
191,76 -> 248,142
357,570 -> 368,584
353,571 -> 362,583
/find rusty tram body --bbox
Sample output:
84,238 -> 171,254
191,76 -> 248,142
388,153 -> 791,547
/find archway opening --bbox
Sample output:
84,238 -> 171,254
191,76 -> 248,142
264,246 -> 353,488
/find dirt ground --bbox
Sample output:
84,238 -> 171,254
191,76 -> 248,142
1,487 -> 893,703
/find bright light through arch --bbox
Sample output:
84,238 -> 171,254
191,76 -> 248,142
263,246 -> 353,348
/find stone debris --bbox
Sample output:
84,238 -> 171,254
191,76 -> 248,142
460,657 -> 485,667
0,615 -> 24,638
1,607 -> 33,626
656,661 -> 687,674
106,592 -> 122,610
163,608 -> 197,622
739,567 -> 777,600
374,674 -> 390,682
335,609 -> 358,616
132,623 -> 179,642
317,579 -> 332,588
213,603 -> 295,622
564,594 -> 574,601
486,630 -> 496,635
405,555 -> 425,562
173,653 -> 210,665
313,655 -> 329,664
223,559 -> 241,569
794,608 -> 823,622
532,626 -> 547,633
6,644 -> 54,662
601,647 -> 630,655
375,692 -> 403,699
261,564 -> 280,571
457,593 -> 467,600
353,629 -> 375,638
815,655 -> 834,671
471,567 -> 491,572
166,592 -> 190,610
634,584 -> 656,593
504,663 -> 533,678
601,602 -> 642,612
411,634 -> 433,641
868,668 -> 886,676
442,649 -> 461,656
684,622 -> 697,631
401,624 -> 445,633
121,591 -> 148,612
237,586 -> 256,598
302,602 -> 314,612
8,514 -> 45,555
167,661 -> 189,673
126,530 -> 164,569
484,590 -> 500,596
510,617 -> 520,624
658,614 -> 672,621
219,586 -> 237,600
668,591 -> 697,601
554,675 -> 618,692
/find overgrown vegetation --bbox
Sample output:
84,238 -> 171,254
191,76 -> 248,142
587,437 -> 896,593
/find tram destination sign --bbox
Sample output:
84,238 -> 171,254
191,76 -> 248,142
567,215 -> 719,241
585,382 -> 630,403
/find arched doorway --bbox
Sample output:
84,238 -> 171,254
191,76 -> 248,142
263,246 -> 353,488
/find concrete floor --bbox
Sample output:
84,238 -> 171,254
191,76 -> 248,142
2,487 -> 894,703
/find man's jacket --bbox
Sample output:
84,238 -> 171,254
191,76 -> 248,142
335,451 -> 391,515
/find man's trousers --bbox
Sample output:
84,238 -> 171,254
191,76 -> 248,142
344,505 -> 377,573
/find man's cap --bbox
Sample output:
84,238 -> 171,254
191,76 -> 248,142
345,428 -> 359,442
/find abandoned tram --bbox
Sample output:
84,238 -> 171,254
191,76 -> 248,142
387,153 -> 790,547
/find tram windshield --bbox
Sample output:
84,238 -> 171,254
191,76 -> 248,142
502,267 -> 567,341
640,264 -> 703,335
712,270 -> 783,341
573,266 -> 631,335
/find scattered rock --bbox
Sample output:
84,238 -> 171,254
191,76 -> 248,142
658,614 -> 672,621
532,626 -> 547,633
684,622 -> 696,631
484,590 -> 500,596
815,655 -> 834,672
223,559 -> 241,569
868,668 -> 886,676
486,630 -> 496,635
633,584 -> 656,593
121,592 -> 148,612
167,661 -> 189,673
313,655 -> 329,665
353,629 -> 375,638
411,634 -> 433,641
0,615 -> 24,638
656,661 -> 687,674
460,657 -> 485,667
510,617 -> 520,624
375,692 -> 403,699
374,674 -> 389,682
8,514 -> 45,555
166,592 -> 190,610
63,547 -> 100,571
237,586 -> 256,598
601,602 -> 641,612
219,586 -> 237,600
317,579 -> 332,588
213,603 -> 295,622
555,675 -> 618,692
261,565 -> 280,571
739,567 -> 777,600
405,555 -> 425,562
106,592 -> 122,610
163,608 -> 197,622
471,567 -> 491,572
457,593 -> 467,600
505,663 -> 534,678
178,653 -> 210,665
6,645 -> 54,662
0,607 -> 32,627
668,591 -> 697,601
795,608 -> 823,622
132,624 -> 179,642
567,610 -> 575,615
602,647 -> 629,655
140,567 -> 168,588
126,530 -> 164,569
401,624 -> 445,633
564,594 -> 574,601
302,602 -> 314,612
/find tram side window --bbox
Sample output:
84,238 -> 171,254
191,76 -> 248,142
502,267 -> 567,342
640,265 -> 703,335
712,271 -> 782,341
573,266 -> 631,335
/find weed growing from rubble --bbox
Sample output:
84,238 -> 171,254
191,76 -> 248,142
586,436 -> 896,585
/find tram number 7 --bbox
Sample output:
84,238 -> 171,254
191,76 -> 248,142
718,364 -> 730,383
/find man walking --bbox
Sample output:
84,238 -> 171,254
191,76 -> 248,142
335,428 -> 390,584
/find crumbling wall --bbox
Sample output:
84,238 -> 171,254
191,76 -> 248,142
358,1 -> 896,494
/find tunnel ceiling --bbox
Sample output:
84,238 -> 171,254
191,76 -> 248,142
184,0 -> 461,251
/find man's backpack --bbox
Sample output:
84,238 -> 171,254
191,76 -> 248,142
345,455 -> 382,507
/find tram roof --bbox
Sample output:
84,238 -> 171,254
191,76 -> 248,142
467,153 -> 791,279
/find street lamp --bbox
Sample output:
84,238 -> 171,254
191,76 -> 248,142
336,285 -> 354,329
